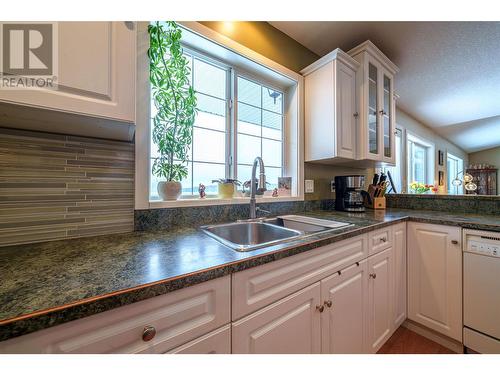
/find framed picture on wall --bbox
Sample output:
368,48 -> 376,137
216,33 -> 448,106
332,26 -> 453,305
438,150 -> 444,166
438,170 -> 445,186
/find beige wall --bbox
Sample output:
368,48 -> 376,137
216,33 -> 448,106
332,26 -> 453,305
469,146 -> 500,193
469,146 -> 500,167
304,163 -> 373,200
199,22 -> 319,72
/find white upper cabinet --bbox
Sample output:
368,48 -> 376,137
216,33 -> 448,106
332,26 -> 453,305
301,49 -> 359,163
0,22 -> 136,136
348,40 -> 399,165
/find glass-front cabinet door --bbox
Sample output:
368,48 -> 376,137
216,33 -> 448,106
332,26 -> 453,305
348,40 -> 398,164
366,59 -> 395,163
381,71 -> 394,161
368,62 -> 379,156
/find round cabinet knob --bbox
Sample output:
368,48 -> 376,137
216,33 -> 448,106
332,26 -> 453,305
324,300 -> 333,308
380,237 -> 387,243
316,305 -> 325,313
369,273 -> 377,279
142,326 -> 156,342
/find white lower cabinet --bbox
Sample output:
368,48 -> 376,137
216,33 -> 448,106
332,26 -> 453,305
167,325 -> 231,354
320,260 -> 368,353
367,247 -> 393,353
232,283 -> 322,354
0,276 -> 231,354
407,223 -> 462,342
232,226 -> 403,354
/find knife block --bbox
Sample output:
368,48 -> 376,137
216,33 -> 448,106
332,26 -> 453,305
365,196 -> 386,210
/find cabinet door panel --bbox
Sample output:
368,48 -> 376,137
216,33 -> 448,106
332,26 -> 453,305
367,61 -> 379,156
0,22 -> 135,122
407,223 -> 462,341
336,62 -> 356,159
321,260 -> 368,353
367,247 -> 392,353
392,223 -> 407,330
232,283 -> 321,354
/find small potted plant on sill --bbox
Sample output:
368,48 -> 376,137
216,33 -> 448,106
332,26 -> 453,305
409,182 -> 438,194
149,21 -> 197,201
212,179 -> 241,199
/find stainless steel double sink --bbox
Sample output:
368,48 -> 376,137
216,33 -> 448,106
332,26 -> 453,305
201,215 -> 352,252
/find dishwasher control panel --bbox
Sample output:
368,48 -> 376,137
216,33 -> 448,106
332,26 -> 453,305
464,229 -> 500,258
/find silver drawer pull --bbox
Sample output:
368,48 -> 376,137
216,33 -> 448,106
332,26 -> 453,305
380,237 -> 387,243
142,326 -> 156,342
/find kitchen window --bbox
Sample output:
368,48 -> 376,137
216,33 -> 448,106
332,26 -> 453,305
136,22 -> 303,209
149,52 -> 285,200
447,153 -> 464,195
150,52 -> 231,199
407,133 -> 434,190
236,76 -> 284,191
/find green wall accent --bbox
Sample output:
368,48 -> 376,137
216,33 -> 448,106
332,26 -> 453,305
199,21 -> 319,72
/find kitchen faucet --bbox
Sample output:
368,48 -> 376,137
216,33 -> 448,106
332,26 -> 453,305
249,156 -> 267,219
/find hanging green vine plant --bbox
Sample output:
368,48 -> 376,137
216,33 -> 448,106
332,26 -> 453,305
148,21 -> 197,182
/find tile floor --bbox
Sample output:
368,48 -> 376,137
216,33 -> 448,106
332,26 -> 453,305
378,327 -> 457,354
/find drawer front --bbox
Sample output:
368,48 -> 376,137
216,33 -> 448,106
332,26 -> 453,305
232,234 -> 368,320
232,283 -> 321,354
368,226 -> 392,255
167,325 -> 231,354
0,276 -> 230,354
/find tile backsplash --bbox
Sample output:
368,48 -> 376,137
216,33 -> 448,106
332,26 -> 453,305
0,127 -> 135,246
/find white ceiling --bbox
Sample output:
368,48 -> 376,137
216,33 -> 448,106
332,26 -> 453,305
269,21 -> 500,153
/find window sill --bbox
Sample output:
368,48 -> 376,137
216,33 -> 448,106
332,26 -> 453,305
148,195 -> 303,209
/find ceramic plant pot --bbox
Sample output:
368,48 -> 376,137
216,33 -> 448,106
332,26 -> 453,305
217,183 -> 235,199
158,181 -> 182,201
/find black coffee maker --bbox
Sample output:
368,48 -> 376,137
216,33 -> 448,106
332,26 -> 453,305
334,175 -> 366,212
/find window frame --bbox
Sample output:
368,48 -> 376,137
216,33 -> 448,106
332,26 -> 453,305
446,152 -> 464,195
135,21 -> 304,209
406,132 -> 435,190
233,70 -> 286,188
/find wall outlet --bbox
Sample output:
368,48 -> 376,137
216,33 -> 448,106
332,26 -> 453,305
305,179 -> 314,193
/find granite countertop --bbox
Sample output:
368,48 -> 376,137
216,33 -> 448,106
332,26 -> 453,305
1,208 -> 499,342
